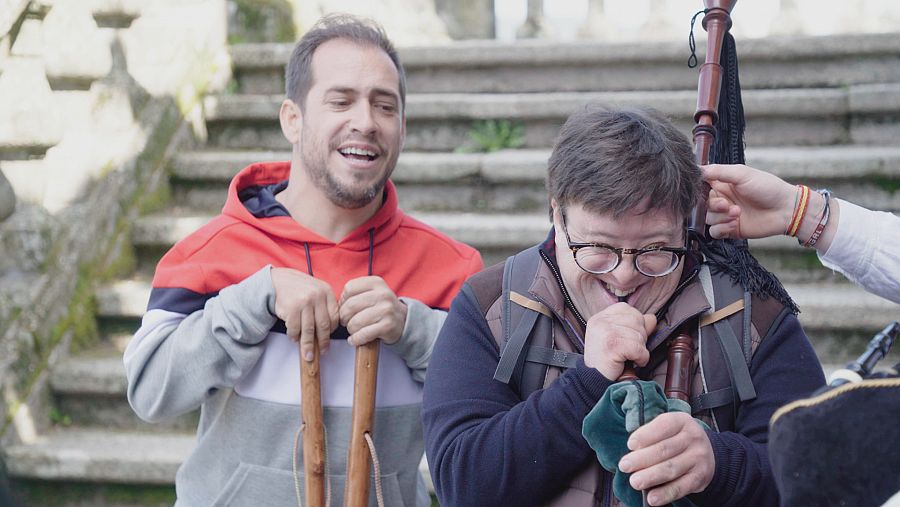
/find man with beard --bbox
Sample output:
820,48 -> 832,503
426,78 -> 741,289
124,15 -> 482,507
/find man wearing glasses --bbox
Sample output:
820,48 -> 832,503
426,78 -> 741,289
422,105 -> 824,506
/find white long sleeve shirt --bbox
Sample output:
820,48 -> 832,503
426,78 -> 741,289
819,199 -> 900,303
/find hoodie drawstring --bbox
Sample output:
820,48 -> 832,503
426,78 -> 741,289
301,227 -> 375,277
367,228 -> 375,276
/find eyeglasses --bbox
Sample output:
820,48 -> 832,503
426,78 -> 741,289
559,209 -> 687,278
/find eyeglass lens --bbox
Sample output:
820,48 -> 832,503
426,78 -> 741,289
575,247 -> 677,276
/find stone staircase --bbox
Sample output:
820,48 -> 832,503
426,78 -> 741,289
7,32 -> 900,505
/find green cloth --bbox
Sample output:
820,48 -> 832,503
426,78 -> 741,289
582,380 -> 704,507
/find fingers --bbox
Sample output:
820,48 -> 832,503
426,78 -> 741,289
706,196 -> 742,239
632,455 -> 712,506
274,273 -> 405,359
299,304 -> 317,361
339,276 -> 383,305
701,163 -> 748,185
284,312 -> 302,343
339,287 -> 378,325
645,475 -> 703,506
706,195 -> 736,215
708,222 -> 736,240
627,411 -> 685,450
642,314 -> 657,336
585,303 -> 653,377
600,331 -> 651,371
270,268 -> 339,361
344,306 -> 393,346
339,276 -> 406,346
313,296 -> 335,355
618,413 -> 715,505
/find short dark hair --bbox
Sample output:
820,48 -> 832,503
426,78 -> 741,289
284,14 -> 406,112
546,105 -> 701,220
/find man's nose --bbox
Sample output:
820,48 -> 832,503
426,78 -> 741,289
607,254 -> 642,286
349,103 -> 377,135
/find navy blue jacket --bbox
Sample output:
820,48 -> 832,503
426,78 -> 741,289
422,256 -> 825,506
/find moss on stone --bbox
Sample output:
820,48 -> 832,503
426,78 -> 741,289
138,181 -> 171,216
228,0 -> 296,43
67,271 -> 101,353
15,480 -> 176,506
871,176 -> 900,195
97,225 -> 137,282
1,101 -> 184,439
105,484 -> 178,504
777,250 -> 825,271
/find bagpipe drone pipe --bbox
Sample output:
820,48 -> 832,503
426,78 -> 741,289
769,322 -> 900,506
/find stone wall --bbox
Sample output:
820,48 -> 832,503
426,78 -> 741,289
289,0 -> 452,45
0,172 -> 12,223
506,0 -> 900,43
0,0 -> 230,447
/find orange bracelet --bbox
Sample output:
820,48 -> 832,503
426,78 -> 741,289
786,185 -> 810,237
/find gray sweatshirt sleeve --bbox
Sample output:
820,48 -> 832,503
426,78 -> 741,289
124,266 -> 278,422
388,297 -> 447,383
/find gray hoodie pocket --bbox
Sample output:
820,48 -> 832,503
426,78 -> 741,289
212,462 -> 406,507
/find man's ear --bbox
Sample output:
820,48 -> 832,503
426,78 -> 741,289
549,198 -> 561,227
279,99 -> 302,144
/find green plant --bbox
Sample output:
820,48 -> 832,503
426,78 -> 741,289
459,120 -> 525,153
223,79 -> 240,96
49,408 -> 72,427
229,0 -> 296,43
872,176 -> 900,195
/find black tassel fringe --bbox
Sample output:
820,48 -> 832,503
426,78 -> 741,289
701,32 -> 799,314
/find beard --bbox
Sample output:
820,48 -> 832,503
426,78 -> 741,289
300,130 -> 397,210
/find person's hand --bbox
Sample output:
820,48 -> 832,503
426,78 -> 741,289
583,303 -> 656,380
618,412 -> 715,506
339,276 -> 408,347
702,163 -> 797,240
271,267 -> 339,361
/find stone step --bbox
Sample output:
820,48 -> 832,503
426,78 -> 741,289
127,207 -> 894,278
203,85 -> 900,151
230,32 -> 900,94
5,427 -> 433,504
41,331 -> 896,439
95,265 -> 899,367
5,428 -> 194,485
9,355 -> 884,507
41,342 -> 879,418
49,343 -> 198,432
169,146 -> 900,213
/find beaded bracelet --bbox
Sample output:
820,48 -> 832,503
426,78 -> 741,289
786,185 -> 810,237
800,189 -> 831,248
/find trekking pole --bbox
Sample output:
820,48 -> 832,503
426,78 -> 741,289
345,341 -> 379,507
301,341 -> 327,506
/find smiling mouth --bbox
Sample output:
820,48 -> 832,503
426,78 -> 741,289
605,282 -> 636,300
338,146 -> 379,162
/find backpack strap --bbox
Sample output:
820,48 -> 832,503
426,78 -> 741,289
492,246 -> 576,398
493,247 -> 546,387
693,265 -> 758,431
494,253 -> 525,384
525,347 -> 581,369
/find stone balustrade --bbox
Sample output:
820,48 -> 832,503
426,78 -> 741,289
0,0 -> 230,453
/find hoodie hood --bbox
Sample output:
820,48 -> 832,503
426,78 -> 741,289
221,161 -> 404,252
